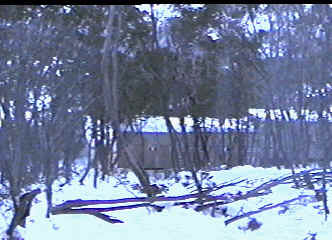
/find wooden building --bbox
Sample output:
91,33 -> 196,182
117,131 -> 226,170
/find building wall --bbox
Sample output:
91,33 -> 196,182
117,132 -> 222,169
117,121 -> 332,169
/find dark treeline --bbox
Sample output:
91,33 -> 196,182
0,4 -> 331,222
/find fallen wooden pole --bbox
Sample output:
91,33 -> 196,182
50,168 -> 329,225
224,195 -> 313,225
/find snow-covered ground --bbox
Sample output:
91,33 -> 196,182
1,162 -> 331,240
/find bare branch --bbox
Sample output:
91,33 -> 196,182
225,195 -> 312,225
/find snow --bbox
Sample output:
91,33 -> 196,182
122,115 -> 239,133
1,162 -> 332,240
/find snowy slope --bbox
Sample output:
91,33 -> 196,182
1,163 -> 331,240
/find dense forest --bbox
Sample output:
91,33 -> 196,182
0,5 -> 331,236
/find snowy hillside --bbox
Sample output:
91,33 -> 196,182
1,160 -> 331,240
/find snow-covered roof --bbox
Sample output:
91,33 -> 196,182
121,115 -> 252,133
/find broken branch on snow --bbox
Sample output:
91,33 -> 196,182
50,168 -> 330,225
224,195 -> 312,225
